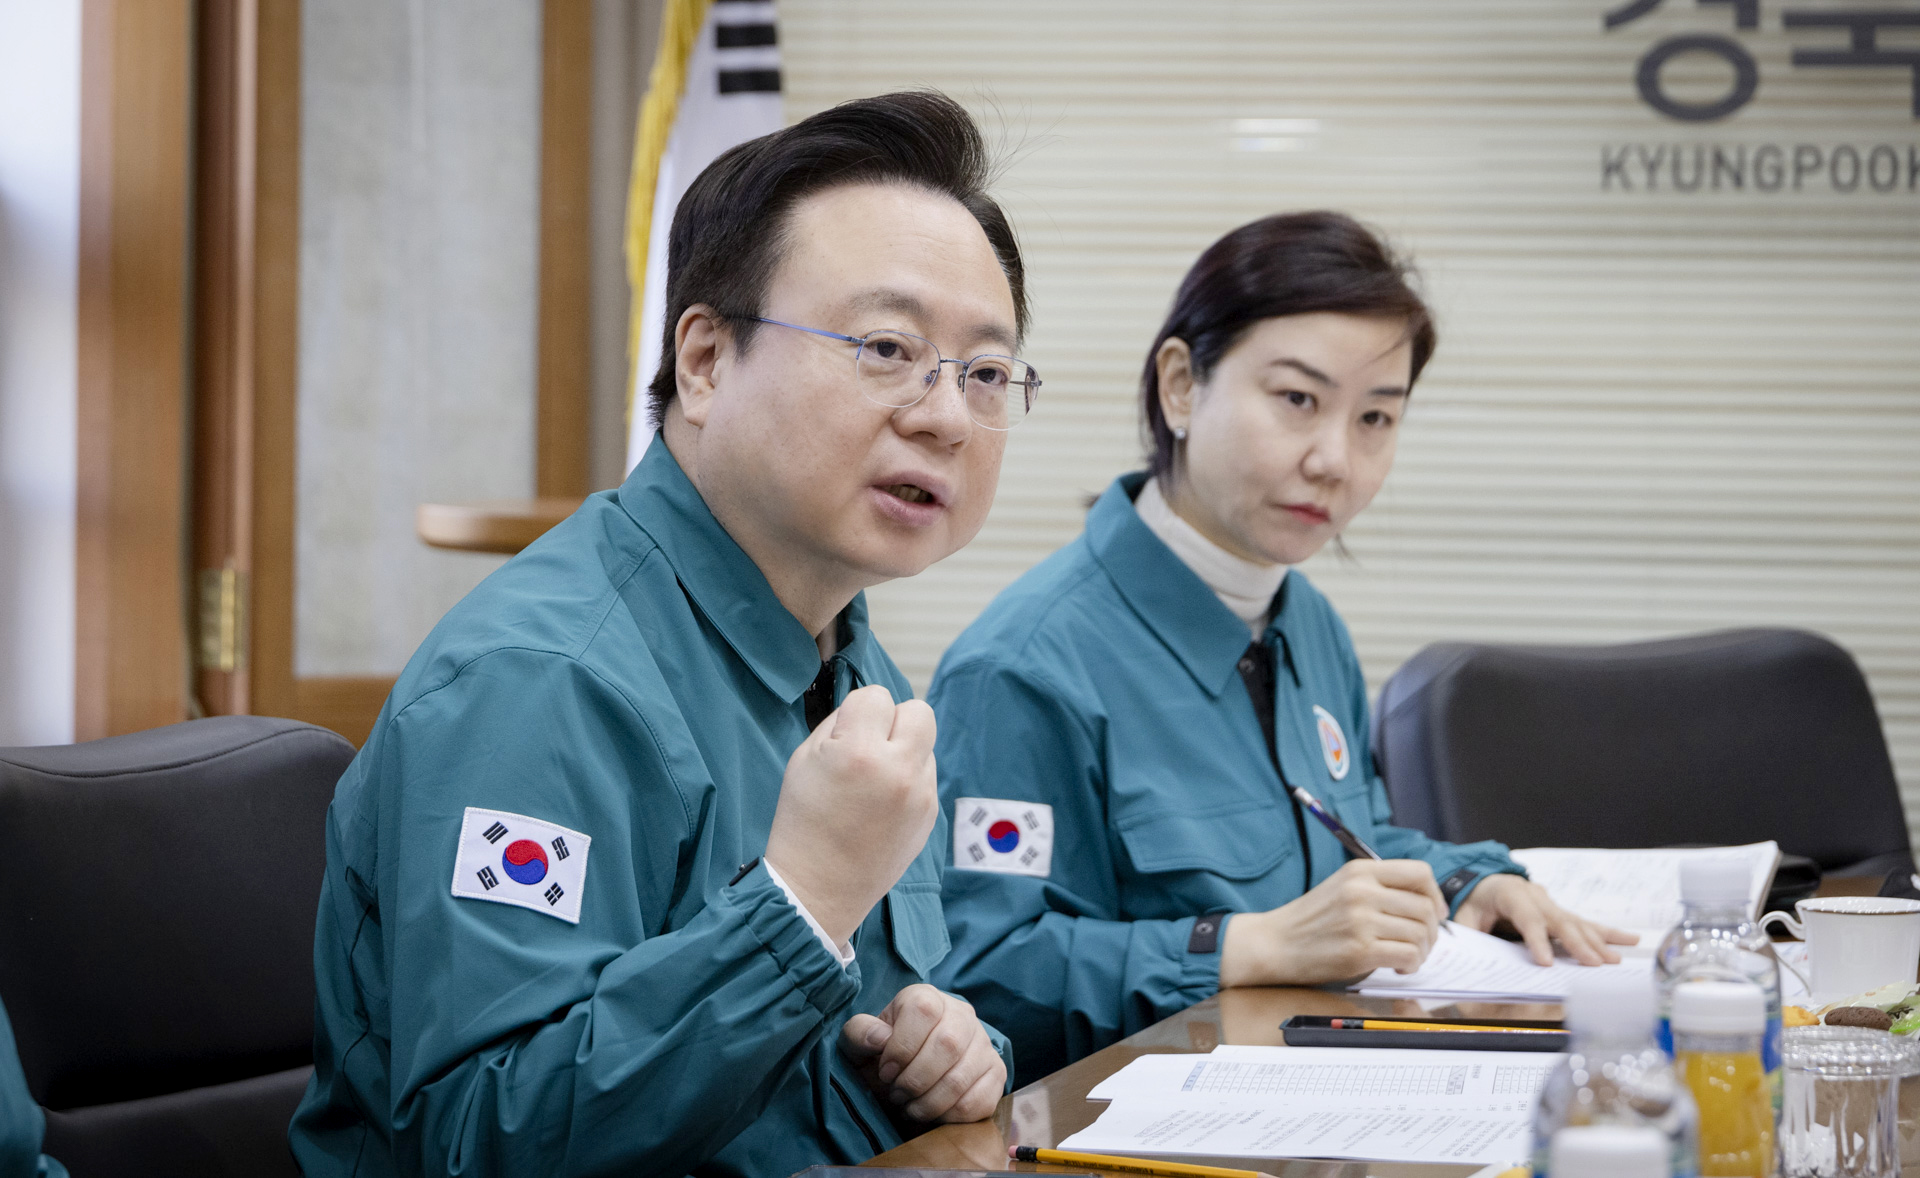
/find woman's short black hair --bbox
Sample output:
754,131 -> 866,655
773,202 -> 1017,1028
647,89 -> 1028,424
1141,211 -> 1435,481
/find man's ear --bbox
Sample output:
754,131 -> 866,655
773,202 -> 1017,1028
674,305 -> 729,428
1155,336 -> 1196,432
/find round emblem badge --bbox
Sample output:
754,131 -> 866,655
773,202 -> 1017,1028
1312,705 -> 1350,781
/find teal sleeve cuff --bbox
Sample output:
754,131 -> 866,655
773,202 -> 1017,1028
979,1016 -> 1016,1092
1441,863 -> 1529,916
727,861 -> 863,1019
1177,913 -> 1229,996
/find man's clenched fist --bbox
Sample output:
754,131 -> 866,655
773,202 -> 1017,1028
765,685 -> 939,946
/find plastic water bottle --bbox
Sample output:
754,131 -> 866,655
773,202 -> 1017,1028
1531,970 -> 1699,1177
1551,1124 -> 1674,1178
1655,857 -> 1784,1113
1672,980 -> 1775,1177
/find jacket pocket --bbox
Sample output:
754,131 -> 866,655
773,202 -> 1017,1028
885,883 -> 951,978
1114,800 -> 1299,882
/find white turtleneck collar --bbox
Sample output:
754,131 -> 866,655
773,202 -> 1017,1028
1134,476 -> 1288,638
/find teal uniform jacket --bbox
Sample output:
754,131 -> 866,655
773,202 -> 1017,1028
0,999 -> 63,1178
291,442 -> 1005,1178
928,472 -> 1523,1085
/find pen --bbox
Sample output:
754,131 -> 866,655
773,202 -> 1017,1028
1010,1145 -> 1278,1178
1290,785 -> 1452,935
1326,1018 -> 1563,1034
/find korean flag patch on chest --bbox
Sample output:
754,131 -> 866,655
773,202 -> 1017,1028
953,797 -> 1053,878
452,807 -> 591,924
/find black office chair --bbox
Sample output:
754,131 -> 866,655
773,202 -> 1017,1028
1373,628 -> 1913,877
0,715 -> 354,1178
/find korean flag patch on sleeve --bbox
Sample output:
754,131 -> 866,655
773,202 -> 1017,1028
953,798 -> 1053,878
452,807 -> 591,924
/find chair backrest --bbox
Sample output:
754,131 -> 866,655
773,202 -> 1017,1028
0,715 -> 353,1175
1373,628 -> 1913,875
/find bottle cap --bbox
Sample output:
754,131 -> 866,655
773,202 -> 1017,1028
1680,856 -> 1750,907
1564,968 -> 1657,1037
1550,1125 -> 1669,1178
1671,978 -> 1766,1035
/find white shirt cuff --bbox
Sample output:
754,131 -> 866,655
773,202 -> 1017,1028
763,860 -> 856,968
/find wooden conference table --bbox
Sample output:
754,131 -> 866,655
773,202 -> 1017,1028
869,875 -> 1914,1177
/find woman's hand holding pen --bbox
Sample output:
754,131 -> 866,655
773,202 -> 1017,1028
1453,873 -> 1639,966
1218,859 -> 1449,988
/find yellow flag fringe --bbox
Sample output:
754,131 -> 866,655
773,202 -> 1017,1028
624,0 -> 714,427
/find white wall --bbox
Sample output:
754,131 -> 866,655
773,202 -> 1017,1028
0,0 -> 79,747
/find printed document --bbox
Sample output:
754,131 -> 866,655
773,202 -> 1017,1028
1064,1045 -> 1556,1165
1352,920 -> 1653,1001
1509,841 -> 1781,947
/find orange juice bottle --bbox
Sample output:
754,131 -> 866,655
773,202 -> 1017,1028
1672,980 -> 1774,1177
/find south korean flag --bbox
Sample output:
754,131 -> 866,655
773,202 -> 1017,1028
953,797 -> 1053,878
451,807 -> 591,924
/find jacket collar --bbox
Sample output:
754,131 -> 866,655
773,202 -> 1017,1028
617,441 -> 872,704
1087,472 -> 1268,698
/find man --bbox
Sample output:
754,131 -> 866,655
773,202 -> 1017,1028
291,90 -> 1036,1177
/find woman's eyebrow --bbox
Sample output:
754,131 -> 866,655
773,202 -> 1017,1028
1265,357 -> 1334,385
1370,386 -> 1410,398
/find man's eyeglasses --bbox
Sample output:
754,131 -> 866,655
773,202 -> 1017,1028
749,317 -> 1040,431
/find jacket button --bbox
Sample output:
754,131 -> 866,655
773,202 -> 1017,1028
1238,658 -> 1254,673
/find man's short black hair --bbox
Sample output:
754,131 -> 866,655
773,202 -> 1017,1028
647,89 -> 1029,424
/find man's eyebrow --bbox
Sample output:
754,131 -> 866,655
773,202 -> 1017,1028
844,288 -> 1017,352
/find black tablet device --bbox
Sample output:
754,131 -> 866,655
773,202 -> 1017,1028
1280,1014 -> 1569,1052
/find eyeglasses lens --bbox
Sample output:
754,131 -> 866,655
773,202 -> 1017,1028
856,331 -> 1038,430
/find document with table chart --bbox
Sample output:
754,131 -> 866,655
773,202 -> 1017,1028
1066,1044 -> 1558,1165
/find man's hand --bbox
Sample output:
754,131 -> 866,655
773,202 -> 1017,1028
1219,859 -> 1448,987
1455,873 -> 1639,965
765,686 -> 939,946
840,985 -> 1005,1123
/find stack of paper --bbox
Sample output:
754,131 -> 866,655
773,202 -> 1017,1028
1352,921 -> 1654,1001
1509,841 -> 1781,949
1062,1043 -> 1556,1166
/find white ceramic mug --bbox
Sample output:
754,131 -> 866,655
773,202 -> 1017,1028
1761,897 -> 1920,1002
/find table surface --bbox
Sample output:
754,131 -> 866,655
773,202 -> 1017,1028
868,874 -> 1890,1176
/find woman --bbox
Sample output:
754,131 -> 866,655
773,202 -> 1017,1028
928,211 -> 1633,1084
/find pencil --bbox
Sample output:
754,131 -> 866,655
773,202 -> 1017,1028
1010,1144 -> 1278,1178
1289,785 -> 1452,936
1326,1018 -> 1563,1034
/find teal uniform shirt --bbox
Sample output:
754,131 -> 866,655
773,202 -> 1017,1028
0,999 -> 64,1178
291,442 -> 1001,1178
928,472 -> 1523,1085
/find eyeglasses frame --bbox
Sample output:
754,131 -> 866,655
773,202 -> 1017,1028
746,316 -> 1040,431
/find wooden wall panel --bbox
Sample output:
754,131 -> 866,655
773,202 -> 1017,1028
75,0 -> 194,740
538,0 -> 595,498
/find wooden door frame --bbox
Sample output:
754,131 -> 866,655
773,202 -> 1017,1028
190,0 -> 595,746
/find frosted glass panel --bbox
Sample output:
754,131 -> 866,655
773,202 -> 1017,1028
296,0 -> 540,676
